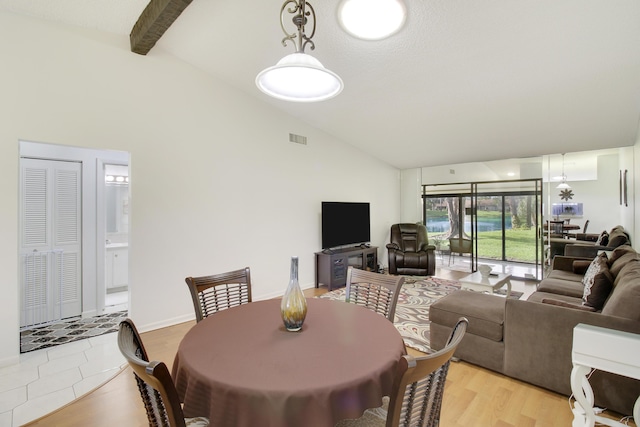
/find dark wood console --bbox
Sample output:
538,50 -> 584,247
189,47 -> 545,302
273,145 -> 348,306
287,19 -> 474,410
315,246 -> 378,291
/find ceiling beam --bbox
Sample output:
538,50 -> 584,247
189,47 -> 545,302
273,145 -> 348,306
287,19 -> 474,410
130,0 -> 193,55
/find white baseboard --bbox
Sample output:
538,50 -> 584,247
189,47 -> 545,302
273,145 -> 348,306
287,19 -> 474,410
136,313 -> 195,334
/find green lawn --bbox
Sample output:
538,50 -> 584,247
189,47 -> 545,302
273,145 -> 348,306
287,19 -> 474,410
476,228 -> 538,262
430,228 -> 539,263
427,209 -> 541,263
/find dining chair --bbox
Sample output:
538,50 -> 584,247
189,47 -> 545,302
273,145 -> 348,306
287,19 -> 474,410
543,221 -> 565,239
345,266 -> 405,322
117,319 -> 210,427
185,267 -> 252,322
336,317 -> 468,427
448,237 -> 472,266
567,219 -> 589,239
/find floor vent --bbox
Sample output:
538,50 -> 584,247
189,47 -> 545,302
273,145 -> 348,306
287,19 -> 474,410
289,133 -> 307,145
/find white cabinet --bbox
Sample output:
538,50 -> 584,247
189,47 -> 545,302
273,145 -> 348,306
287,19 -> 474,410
571,324 -> 640,427
106,246 -> 128,290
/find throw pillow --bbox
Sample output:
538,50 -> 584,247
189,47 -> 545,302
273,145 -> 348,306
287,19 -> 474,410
608,235 -> 629,248
595,230 -> 609,246
581,253 -> 613,310
541,298 -> 597,312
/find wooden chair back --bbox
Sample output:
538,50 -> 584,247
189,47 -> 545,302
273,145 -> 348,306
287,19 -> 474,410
117,318 -> 187,427
345,266 -> 405,322
386,317 -> 468,427
185,267 -> 252,322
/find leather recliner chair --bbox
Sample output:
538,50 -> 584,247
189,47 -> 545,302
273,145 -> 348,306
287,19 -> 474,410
386,223 -> 436,276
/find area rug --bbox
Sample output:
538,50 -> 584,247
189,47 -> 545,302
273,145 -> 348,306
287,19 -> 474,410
20,311 -> 128,353
319,277 -> 522,353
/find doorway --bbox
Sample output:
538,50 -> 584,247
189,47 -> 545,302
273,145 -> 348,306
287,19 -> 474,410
101,163 -> 129,313
19,141 -> 130,334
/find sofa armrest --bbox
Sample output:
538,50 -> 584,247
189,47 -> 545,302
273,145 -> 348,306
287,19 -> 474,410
551,255 -> 593,272
504,298 -> 640,414
576,233 -> 599,242
564,243 -> 609,259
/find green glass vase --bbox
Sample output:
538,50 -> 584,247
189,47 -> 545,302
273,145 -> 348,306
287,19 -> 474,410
281,256 -> 307,331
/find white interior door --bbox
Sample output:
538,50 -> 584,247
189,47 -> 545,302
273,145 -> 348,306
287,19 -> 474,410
20,158 -> 82,327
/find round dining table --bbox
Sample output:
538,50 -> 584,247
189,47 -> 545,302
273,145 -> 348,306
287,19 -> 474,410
172,297 -> 406,427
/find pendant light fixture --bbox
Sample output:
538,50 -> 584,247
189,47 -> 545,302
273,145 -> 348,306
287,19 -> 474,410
556,153 -> 571,189
256,0 -> 343,102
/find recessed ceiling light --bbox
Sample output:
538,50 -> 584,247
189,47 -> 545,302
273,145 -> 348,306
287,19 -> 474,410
338,0 -> 407,40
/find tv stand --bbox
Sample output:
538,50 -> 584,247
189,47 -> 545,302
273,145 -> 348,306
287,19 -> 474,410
315,246 -> 378,291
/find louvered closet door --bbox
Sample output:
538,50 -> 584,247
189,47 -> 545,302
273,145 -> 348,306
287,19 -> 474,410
20,158 -> 82,327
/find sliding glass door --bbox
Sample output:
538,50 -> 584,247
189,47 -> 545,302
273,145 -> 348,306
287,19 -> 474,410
422,183 -> 474,271
423,179 -> 543,280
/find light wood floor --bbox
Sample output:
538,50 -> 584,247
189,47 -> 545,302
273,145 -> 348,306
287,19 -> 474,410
25,270 -> 634,427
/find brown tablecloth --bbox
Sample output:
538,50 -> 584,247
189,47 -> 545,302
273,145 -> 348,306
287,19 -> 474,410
172,298 -> 405,427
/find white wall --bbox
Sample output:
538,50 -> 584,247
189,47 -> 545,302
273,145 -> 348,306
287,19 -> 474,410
400,169 -> 421,224
0,11 -> 401,365
548,154 -> 621,235
421,162 -> 502,184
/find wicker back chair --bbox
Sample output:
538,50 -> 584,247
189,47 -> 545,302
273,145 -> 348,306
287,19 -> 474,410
336,317 -> 468,427
117,319 -> 209,427
345,266 -> 405,322
185,267 -> 252,322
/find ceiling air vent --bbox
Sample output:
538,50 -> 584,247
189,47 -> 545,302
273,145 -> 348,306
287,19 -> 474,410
289,133 -> 307,145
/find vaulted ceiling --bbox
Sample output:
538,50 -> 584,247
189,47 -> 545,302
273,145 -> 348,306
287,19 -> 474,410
2,0 -> 640,169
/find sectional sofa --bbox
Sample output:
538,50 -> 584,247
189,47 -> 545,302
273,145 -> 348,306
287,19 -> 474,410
549,224 -> 631,260
429,244 -> 640,415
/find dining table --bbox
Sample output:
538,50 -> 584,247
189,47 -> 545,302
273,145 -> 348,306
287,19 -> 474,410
172,297 -> 406,427
545,220 -> 581,238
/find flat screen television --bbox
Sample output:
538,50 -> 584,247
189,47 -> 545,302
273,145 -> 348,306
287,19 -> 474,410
321,202 -> 370,249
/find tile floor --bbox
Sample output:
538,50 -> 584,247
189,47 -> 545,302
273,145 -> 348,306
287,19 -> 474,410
0,331 -> 125,427
1,291 -> 129,427
20,311 -> 126,354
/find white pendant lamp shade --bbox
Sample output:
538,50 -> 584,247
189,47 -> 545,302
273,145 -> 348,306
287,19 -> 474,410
338,0 -> 406,40
256,0 -> 343,102
256,53 -> 344,102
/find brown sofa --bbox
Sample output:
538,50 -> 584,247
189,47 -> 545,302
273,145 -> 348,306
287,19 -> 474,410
549,224 -> 631,260
429,244 -> 640,415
